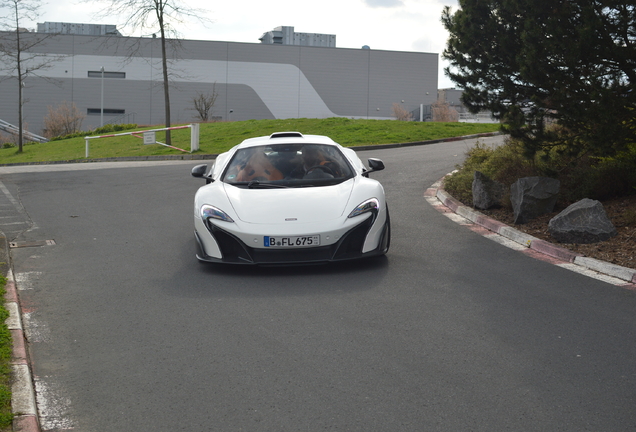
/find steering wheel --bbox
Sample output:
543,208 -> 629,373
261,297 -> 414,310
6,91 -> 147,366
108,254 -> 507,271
306,165 -> 335,176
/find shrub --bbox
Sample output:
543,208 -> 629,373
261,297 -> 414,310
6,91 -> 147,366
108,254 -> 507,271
432,101 -> 459,122
443,143 -> 496,205
578,145 -> 636,200
93,123 -> 138,134
43,102 -> 84,138
444,139 -> 534,206
49,123 -> 138,141
445,137 -> 636,209
391,103 -> 413,121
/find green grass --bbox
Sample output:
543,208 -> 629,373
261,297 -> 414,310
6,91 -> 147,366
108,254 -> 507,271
0,276 -> 12,429
0,118 -> 499,164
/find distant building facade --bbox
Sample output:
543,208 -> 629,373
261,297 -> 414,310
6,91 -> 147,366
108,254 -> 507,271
437,88 -> 463,107
0,26 -> 437,135
37,22 -> 122,36
437,88 -> 495,123
259,26 -> 336,48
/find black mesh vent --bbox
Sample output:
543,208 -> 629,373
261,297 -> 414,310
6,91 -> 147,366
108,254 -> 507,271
205,215 -> 375,264
333,216 -> 374,260
207,222 -> 254,263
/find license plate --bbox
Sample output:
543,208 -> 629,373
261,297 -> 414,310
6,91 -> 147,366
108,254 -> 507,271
264,235 -> 320,248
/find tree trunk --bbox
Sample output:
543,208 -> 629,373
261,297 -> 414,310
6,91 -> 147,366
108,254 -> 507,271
159,20 -> 171,145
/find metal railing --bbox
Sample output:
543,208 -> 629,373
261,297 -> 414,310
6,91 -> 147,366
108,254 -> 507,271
101,112 -> 136,126
458,112 -> 496,123
0,119 -> 49,143
84,124 -> 200,158
411,105 -> 432,122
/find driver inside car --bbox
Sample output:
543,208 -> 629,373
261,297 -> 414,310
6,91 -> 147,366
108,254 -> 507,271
235,149 -> 284,182
289,145 -> 342,179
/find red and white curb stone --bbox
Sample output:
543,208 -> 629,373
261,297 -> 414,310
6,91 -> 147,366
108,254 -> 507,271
5,268 -> 40,432
426,176 -> 636,290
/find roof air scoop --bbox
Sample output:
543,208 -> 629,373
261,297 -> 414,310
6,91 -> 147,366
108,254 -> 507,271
270,132 -> 304,139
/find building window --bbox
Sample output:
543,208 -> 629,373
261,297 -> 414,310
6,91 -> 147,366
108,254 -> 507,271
87,108 -> 125,115
87,71 -> 126,79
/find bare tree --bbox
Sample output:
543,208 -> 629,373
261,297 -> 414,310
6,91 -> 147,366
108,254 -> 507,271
43,101 -> 85,138
91,0 -> 211,145
0,0 -> 61,152
432,101 -> 459,122
191,83 -> 218,122
391,103 -> 413,121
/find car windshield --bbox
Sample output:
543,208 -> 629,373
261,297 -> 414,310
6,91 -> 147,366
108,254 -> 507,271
221,143 -> 354,188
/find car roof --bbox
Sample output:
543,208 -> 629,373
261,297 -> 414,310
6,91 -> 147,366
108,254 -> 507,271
237,132 -> 339,149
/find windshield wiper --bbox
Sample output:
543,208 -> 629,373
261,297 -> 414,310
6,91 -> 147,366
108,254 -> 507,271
247,180 -> 288,189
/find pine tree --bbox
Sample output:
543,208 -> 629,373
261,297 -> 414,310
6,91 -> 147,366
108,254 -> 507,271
442,1 -> 636,157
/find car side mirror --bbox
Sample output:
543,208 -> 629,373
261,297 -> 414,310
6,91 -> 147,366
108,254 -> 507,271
192,164 -> 214,184
366,158 -> 385,175
191,164 -> 208,178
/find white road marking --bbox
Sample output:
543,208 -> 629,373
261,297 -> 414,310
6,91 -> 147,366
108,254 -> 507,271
14,271 -> 42,290
34,377 -> 75,430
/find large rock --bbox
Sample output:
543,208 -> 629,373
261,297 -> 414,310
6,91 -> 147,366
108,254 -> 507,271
548,198 -> 617,244
472,171 -> 505,210
510,177 -> 560,224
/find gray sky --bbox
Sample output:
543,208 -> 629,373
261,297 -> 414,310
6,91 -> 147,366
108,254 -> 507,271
31,0 -> 459,88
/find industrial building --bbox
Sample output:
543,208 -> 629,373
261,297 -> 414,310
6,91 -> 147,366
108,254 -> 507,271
259,26 -> 336,48
437,88 -> 495,123
0,23 -> 438,137
36,22 -> 122,36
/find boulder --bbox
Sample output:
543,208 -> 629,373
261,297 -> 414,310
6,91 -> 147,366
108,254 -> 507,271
548,198 -> 617,244
472,171 -> 505,210
510,177 -> 560,224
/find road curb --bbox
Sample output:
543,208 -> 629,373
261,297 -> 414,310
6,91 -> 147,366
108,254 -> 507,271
573,256 -> 636,284
0,153 -> 218,167
351,131 -> 503,152
1,234 -> 40,432
429,175 -> 636,286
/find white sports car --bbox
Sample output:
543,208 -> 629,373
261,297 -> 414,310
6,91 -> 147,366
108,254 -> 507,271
191,132 -> 390,265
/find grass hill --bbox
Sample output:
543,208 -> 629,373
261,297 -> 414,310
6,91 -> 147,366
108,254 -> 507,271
0,118 -> 499,165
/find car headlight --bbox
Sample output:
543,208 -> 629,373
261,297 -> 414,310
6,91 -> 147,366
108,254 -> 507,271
201,205 -> 234,223
348,198 -> 379,218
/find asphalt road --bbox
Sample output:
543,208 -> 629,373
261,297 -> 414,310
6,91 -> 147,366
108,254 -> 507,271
1,137 -> 635,431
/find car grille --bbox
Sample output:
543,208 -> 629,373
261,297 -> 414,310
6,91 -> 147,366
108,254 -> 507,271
205,217 -> 374,264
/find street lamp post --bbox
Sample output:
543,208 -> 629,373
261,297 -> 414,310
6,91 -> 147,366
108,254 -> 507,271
19,80 -> 25,150
20,80 -> 24,127
100,66 -> 105,127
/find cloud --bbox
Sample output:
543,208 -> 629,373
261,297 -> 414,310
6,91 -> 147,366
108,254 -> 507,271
363,0 -> 405,8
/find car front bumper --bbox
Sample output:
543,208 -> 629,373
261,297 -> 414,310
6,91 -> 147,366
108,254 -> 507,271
194,213 -> 389,265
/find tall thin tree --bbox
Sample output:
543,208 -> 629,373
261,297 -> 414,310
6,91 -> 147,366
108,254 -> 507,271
92,0 -> 211,145
0,0 -> 59,152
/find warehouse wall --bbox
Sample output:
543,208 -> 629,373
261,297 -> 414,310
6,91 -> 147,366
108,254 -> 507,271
0,32 -> 438,136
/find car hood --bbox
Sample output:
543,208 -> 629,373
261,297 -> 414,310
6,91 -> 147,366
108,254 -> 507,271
223,180 -> 355,224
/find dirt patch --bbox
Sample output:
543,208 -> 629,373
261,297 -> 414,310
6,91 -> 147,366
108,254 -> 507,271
477,195 -> 636,270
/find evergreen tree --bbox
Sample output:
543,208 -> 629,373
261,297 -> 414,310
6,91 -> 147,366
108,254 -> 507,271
442,1 -> 636,157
